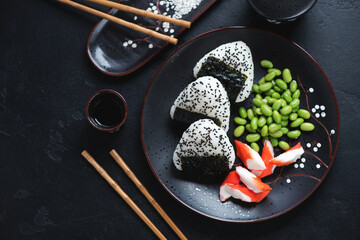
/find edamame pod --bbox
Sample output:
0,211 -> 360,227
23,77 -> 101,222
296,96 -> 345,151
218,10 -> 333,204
269,137 -> 279,147
272,92 -> 281,99
261,104 -> 273,117
289,113 -> 298,121
290,118 -> 304,128
281,120 -> 289,127
253,98 -> 263,107
234,117 -> 247,125
273,86 -> 283,93
273,100 -> 282,111
259,82 -> 273,92
247,109 -> 254,120
280,105 -> 292,115
246,133 -> 261,142
275,79 -> 288,90
267,116 -> 273,125
246,124 -> 256,133
261,125 -> 269,137
269,123 -> 281,133
252,84 -> 261,93
289,99 -> 300,109
239,107 -> 247,119
290,80 -> 297,93
251,142 -> 260,152
251,117 -> 259,130
273,110 -> 281,124
258,116 -> 267,128
287,130 -> 301,139
268,68 -> 282,76
283,68 -> 292,83
280,127 -> 289,134
260,60 -> 273,69
234,126 -> 245,137
283,91 -> 293,103
292,89 -> 300,99
279,141 -> 290,151
258,77 -> 266,85
297,109 -> 311,119
300,122 -> 315,131
270,130 -> 283,138
265,72 -> 276,81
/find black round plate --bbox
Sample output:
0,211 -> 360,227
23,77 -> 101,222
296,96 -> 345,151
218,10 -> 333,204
141,27 -> 340,222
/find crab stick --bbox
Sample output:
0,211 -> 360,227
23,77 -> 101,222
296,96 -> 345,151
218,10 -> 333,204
235,140 -> 266,171
252,139 -> 276,178
270,142 -> 304,166
235,166 -> 271,193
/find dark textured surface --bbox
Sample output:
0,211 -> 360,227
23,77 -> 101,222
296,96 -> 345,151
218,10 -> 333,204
0,0 -> 359,239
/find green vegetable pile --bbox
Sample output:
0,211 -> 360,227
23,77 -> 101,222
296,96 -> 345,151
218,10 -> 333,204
233,60 -> 315,152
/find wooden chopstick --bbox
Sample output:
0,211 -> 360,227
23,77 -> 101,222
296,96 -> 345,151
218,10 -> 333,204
86,0 -> 191,28
58,0 -> 178,45
110,149 -> 188,240
81,150 -> 167,240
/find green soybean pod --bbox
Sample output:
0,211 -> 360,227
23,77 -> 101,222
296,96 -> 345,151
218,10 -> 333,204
280,105 -> 293,115
289,113 -> 298,121
283,91 -> 293,104
281,120 -> 289,127
255,93 -> 263,100
234,117 -> 247,125
258,77 -> 266,85
251,142 -> 260,152
270,130 -> 283,138
246,124 -> 256,133
280,99 -> 287,107
283,68 -> 292,83
272,99 -> 282,111
272,110 -> 281,124
290,80 -> 297,93
279,141 -> 290,151
297,109 -> 311,119
280,127 -> 289,134
290,118 -> 304,128
269,123 -> 281,133
252,84 -> 261,94
281,115 -> 289,120
265,72 -> 276,81
247,109 -> 254,120
267,98 -> 276,105
287,130 -> 301,139
253,98 -> 263,107
239,107 -> 247,119
265,89 -> 276,97
258,116 -> 267,128
234,126 -> 245,137
275,79 -> 288,90
273,85 -> 283,93
292,105 -> 299,113
272,92 -> 281,99
260,60 -> 273,69
255,107 -> 263,116
289,99 -> 300,109
268,68 -> 282,76
269,136 -> 279,147
259,82 -> 273,92
251,117 -> 259,130
262,99 -> 268,105
292,89 -> 301,99
246,133 -> 261,143
300,122 -> 315,131
261,104 -> 273,117
261,125 -> 269,137
267,116 -> 273,125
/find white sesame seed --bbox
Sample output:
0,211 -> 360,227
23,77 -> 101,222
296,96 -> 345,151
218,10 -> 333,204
315,113 -> 320,118
316,164 -> 321,169
330,129 -> 335,134
300,163 -> 305,168
321,112 -> 326,117
309,88 -> 314,93
313,147 -> 318,152
286,179 -> 291,183
148,44 -> 153,49
312,108 -> 316,113
123,42 -> 128,47
317,143 -> 322,148
320,105 -> 325,110
307,143 -> 311,148
315,105 -> 320,109
301,158 -> 306,163
294,163 -> 299,168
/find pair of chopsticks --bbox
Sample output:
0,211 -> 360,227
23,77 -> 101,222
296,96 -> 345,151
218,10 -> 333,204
58,0 -> 192,45
81,150 -> 187,240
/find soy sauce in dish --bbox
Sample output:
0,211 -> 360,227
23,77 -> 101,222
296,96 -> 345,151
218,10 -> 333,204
86,90 -> 127,132
93,97 -> 124,127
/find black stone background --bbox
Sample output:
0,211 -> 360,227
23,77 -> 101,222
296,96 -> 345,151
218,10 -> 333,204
0,0 -> 359,239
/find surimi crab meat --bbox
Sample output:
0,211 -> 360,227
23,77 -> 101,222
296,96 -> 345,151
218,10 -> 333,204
219,171 -> 270,203
235,166 -> 272,193
235,140 -> 266,171
252,139 -> 276,178
270,142 -> 304,166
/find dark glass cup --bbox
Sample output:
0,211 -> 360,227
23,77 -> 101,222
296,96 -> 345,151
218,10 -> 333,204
247,0 -> 317,24
85,89 -> 128,132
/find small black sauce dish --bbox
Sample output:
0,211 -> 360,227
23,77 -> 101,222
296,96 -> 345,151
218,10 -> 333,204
247,0 -> 317,24
85,89 -> 128,132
